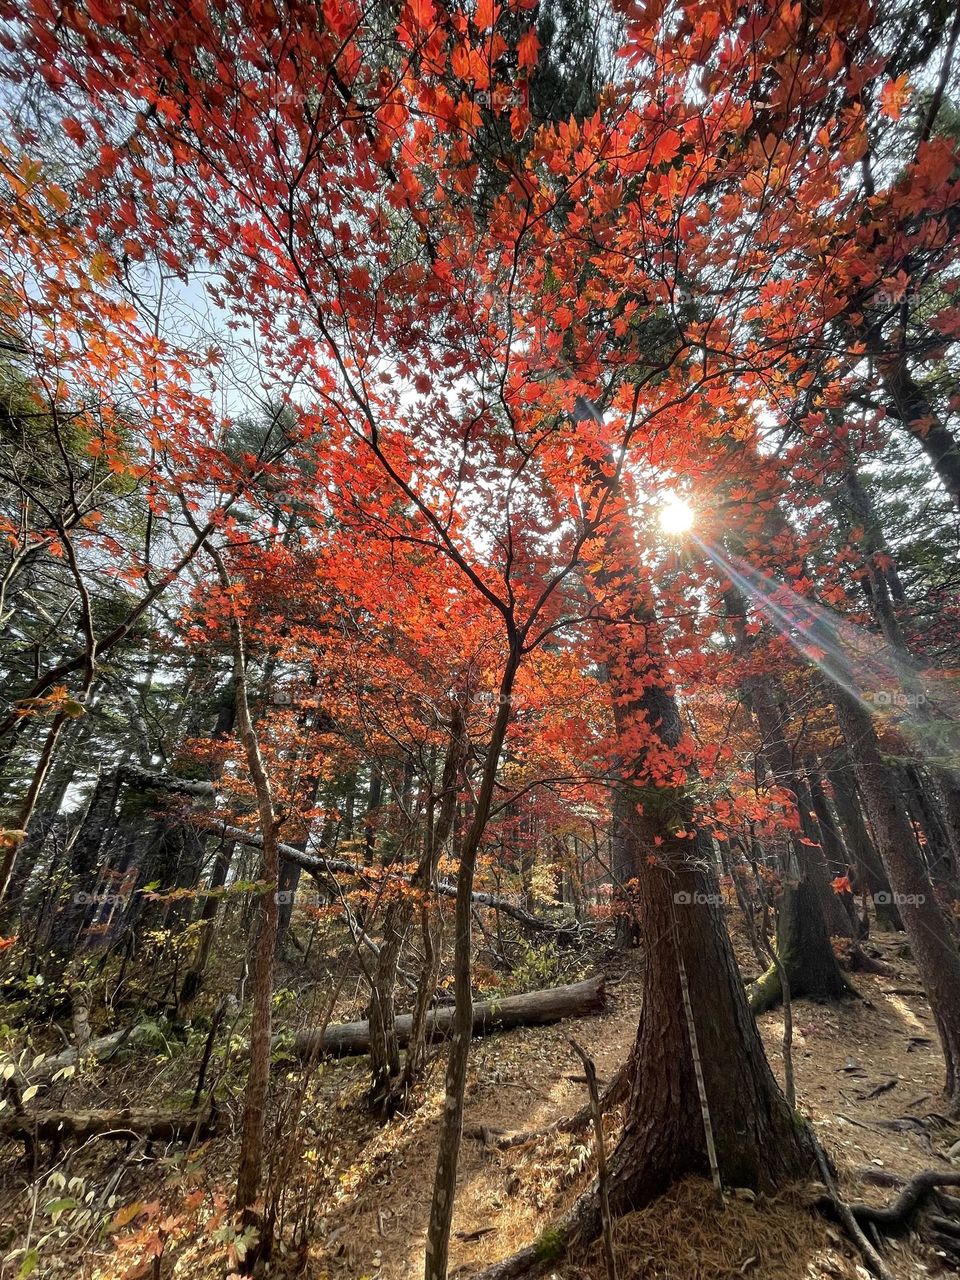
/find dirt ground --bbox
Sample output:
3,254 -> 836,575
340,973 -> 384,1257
304,935 -> 958,1280
2,932 -> 958,1280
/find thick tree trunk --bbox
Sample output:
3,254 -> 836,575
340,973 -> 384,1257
749,879 -> 855,1015
606,854 -> 816,1210
835,690 -> 960,1107
530,847 -> 819,1272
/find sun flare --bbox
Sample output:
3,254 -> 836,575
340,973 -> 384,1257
659,495 -> 695,536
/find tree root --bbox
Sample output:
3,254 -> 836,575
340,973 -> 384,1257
814,1170 -> 960,1270
845,1170 -> 960,1229
841,944 -> 897,978
474,1151 -> 960,1280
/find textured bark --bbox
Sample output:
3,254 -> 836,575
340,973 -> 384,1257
491,856 -> 820,1280
835,690 -> 960,1107
293,976 -> 606,1060
749,879 -> 855,1015
878,355 -> 960,509
604,852 -> 817,1216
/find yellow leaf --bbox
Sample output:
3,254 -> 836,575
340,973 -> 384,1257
111,1201 -> 144,1230
90,250 -> 114,283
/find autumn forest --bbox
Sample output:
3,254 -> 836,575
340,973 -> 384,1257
1,0 -> 960,1277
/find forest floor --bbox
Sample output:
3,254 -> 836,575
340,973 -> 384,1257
1,927 -> 958,1279
302,933 -> 955,1280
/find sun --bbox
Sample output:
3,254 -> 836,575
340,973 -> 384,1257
659,495 -> 695,536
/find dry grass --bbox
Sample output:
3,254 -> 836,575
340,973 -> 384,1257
564,1178 -> 843,1280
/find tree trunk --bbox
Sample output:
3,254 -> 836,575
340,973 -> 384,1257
611,856 -> 816,1200
178,836 -> 236,1007
748,676 -> 853,939
48,767 -> 123,953
424,652 -> 519,1280
878,355 -> 960,509
548,846 -> 817,1262
539,439 -> 818,1268
749,879 -> 855,1014
206,549 -> 282,1225
806,766 -> 859,931
835,689 -> 960,1108
825,757 -> 900,929
367,705 -> 466,1114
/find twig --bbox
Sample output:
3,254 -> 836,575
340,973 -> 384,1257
569,1039 -> 617,1280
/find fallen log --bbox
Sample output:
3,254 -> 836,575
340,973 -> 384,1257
24,1024 -> 157,1082
119,763 -> 216,796
287,974 -> 607,1060
16,976 -> 606,1085
0,1106 -> 217,1144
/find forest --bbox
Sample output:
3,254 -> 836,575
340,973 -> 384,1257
1,0 -> 960,1276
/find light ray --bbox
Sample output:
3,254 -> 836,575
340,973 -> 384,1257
693,534 -> 960,764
